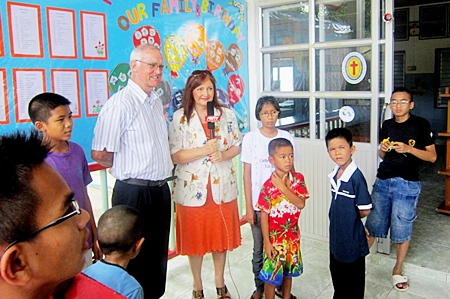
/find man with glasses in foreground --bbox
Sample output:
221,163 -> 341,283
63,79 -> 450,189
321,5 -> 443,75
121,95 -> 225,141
92,44 -> 173,298
0,130 -> 90,298
365,87 -> 437,292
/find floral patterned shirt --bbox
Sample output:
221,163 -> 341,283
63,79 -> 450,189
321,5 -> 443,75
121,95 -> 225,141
257,172 -> 309,245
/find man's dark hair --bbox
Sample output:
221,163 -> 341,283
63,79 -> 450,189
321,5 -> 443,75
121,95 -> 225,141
0,130 -> 50,246
255,96 -> 281,121
28,92 -> 71,123
268,138 -> 293,157
325,127 -> 353,148
392,87 -> 413,102
97,205 -> 144,255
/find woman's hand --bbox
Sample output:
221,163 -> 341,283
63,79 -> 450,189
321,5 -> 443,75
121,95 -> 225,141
204,139 -> 218,155
209,149 -> 222,163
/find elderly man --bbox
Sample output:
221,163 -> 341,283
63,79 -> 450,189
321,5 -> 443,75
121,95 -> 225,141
91,44 -> 173,298
0,131 -> 90,299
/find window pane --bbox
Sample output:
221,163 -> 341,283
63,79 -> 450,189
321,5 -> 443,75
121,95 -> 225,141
262,4 -> 309,47
276,98 -> 310,138
263,52 -> 309,91
315,98 -> 370,143
315,0 -> 371,42
316,47 -> 371,92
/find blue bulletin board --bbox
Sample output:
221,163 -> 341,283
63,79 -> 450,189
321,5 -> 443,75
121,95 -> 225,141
0,0 -> 249,162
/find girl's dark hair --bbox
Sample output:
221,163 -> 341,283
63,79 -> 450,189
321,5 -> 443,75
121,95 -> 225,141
181,70 -> 224,123
255,96 -> 281,121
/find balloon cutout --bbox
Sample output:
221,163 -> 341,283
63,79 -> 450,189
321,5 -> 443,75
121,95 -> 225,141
132,25 -> 161,48
155,78 -> 172,119
216,88 -> 230,108
168,89 -> 184,121
164,35 -> 188,79
223,43 -> 244,76
228,74 -> 245,105
109,63 -> 131,93
206,40 -> 225,72
186,23 -> 206,64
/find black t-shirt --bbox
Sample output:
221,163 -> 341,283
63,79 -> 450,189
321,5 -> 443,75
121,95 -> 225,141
377,114 -> 434,181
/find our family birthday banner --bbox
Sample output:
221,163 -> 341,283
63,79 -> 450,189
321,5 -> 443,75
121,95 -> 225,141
0,0 -> 249,162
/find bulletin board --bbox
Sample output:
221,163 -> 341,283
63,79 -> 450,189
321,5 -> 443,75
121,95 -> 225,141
0,0 -> 249,162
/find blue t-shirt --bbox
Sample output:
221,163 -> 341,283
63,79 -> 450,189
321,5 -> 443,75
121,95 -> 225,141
328,161 -> 372,263
83,260 -> 144,299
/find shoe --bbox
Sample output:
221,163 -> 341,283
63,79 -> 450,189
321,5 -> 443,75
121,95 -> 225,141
274,289 -> 297,299
192,289 -> 205,299
250,290 -> 263,299
392,274 -> 409,292
216,285 -> 231,299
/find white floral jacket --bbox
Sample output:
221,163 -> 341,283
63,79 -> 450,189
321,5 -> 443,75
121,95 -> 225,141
168,107 -> 242,207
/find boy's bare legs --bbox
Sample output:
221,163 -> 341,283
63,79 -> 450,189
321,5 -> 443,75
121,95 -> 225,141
188,255 -> 204,291
281,277 -> 292,299
264,283 -> 276,299
393,241 -> 410,289
367,236 -> 409,289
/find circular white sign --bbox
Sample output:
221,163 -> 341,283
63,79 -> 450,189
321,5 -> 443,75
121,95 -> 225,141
339,106 -> 355,123
342,52 -> 367,85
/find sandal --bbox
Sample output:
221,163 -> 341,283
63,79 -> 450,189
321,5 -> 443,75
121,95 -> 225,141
275,289 -> 297,299
216,285 -> 231,299
392,274 -> 409,292
192,289 -> 205,299
250,290 -> 263,299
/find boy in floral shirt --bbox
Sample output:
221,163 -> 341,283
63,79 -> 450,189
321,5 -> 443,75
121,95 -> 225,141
257,138 -> 309,299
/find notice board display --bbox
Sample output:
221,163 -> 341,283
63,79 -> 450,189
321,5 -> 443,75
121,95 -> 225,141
0,0 -> 249,162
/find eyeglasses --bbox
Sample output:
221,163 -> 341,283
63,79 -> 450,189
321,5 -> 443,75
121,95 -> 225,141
2,200 -> 81,254
135,60 -> 167,71
260,110 -> 280,118
389,100 -> 410,106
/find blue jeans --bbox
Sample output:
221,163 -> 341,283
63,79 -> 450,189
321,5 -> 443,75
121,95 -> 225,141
251,211 -> 265,294
366,177 -> 421,243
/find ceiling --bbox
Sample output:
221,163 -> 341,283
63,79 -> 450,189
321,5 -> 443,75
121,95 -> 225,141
395,0 -> 449,8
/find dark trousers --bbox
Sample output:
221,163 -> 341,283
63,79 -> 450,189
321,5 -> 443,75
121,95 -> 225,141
112,180 -> 171,299
250,211 -> 265,294
330,253 -> 365,299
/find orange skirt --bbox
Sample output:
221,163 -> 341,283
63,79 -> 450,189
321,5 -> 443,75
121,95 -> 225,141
175,178 -> 242,256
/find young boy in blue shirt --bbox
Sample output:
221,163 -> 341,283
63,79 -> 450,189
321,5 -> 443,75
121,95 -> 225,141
28,92 -> 101,265
83,205 -> 145,299
325,128 -> 372,299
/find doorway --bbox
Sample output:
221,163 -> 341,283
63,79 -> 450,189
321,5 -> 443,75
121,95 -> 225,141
248,0 -> 394,240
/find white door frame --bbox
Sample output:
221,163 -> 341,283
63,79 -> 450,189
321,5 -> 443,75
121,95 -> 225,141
247,0 -> 395,242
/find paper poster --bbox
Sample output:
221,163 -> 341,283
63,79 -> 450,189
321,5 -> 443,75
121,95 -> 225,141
0,69 -> 8,124
13,69 -> 46,122
80,11 -> 107,59
84,70 -> 109,116
47,7 -> 77,59
51,69 -> 81,117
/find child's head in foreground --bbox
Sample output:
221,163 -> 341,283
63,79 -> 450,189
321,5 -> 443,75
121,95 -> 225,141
97,205 -> 144,257
28,92 -> 73,142
268,138 -> 294,174
325,127 -> 355,168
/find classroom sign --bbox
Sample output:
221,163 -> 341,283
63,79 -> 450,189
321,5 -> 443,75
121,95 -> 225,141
0,0 -> 249,162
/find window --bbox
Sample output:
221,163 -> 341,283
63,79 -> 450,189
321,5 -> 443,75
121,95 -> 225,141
393,52 -> 405,88
435,48 -> 450,108
420,4 -> 448,39
394,8 -> 409,41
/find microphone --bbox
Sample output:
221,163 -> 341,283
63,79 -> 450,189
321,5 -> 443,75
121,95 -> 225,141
207,101 -> 215,139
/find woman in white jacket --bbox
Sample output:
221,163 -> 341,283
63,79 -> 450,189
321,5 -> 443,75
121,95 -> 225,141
168,70 -> 242,299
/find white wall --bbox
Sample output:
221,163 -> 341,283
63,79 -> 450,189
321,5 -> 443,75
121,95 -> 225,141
395,4 -> 450,74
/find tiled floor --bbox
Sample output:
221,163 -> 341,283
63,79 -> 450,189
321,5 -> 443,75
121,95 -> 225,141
88,145 -> 450,298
